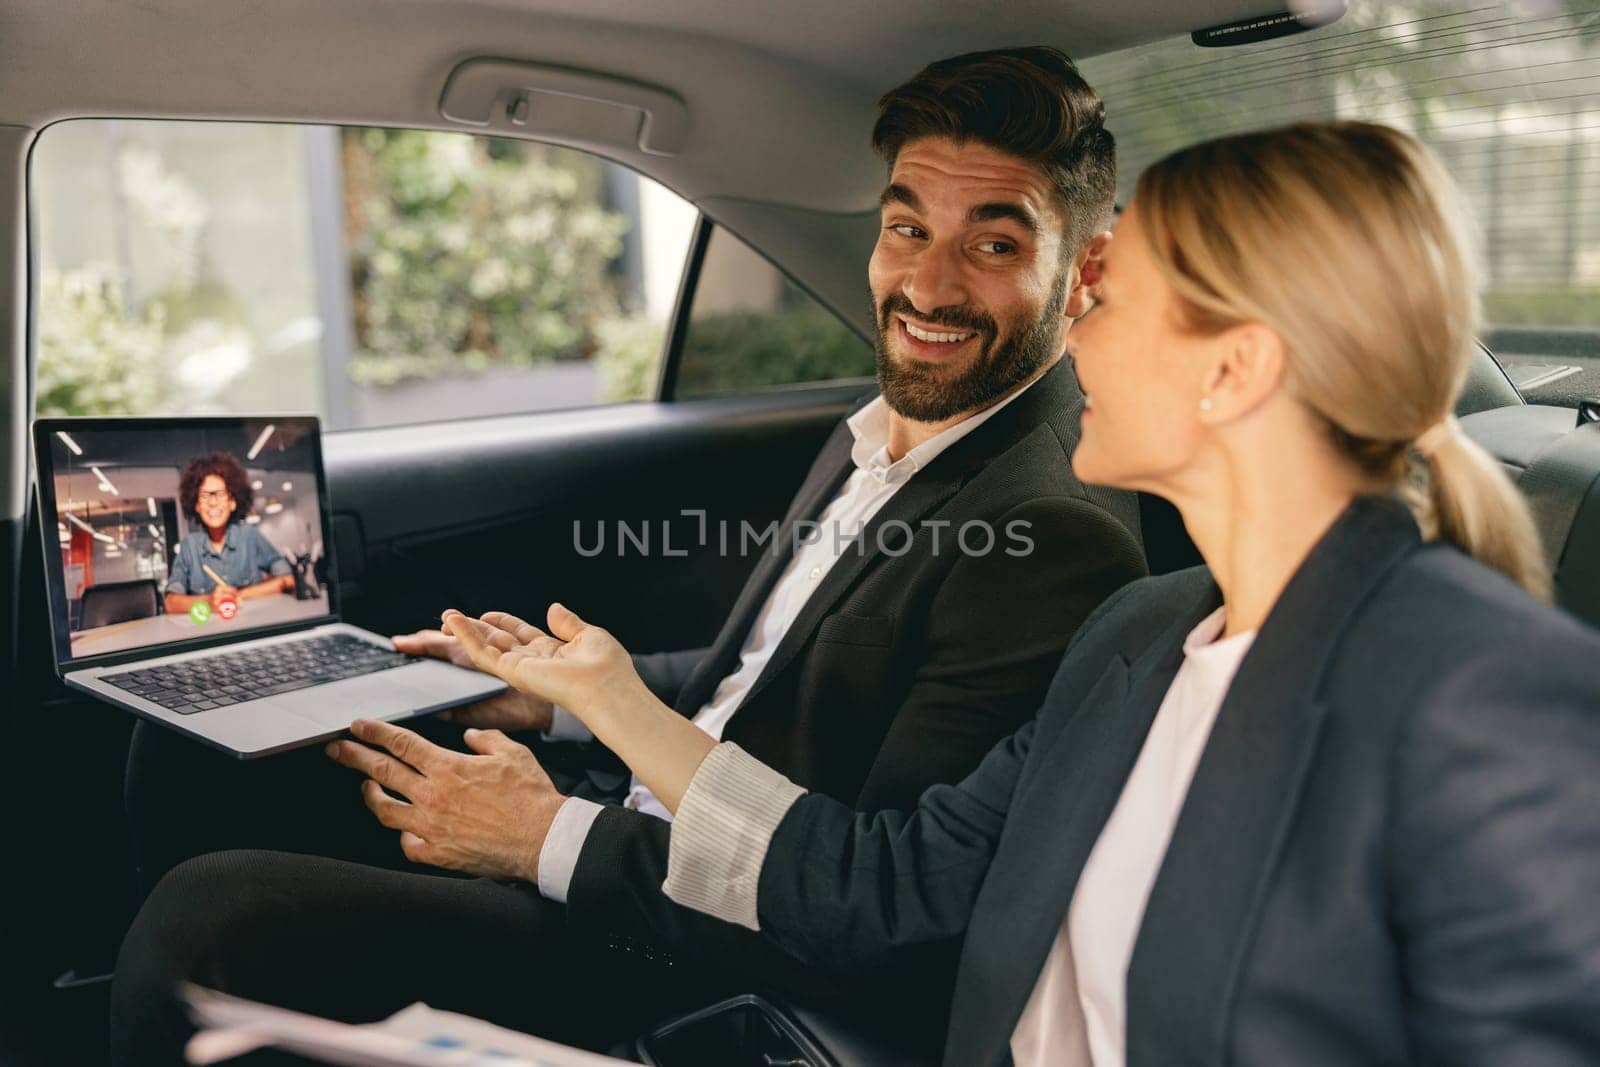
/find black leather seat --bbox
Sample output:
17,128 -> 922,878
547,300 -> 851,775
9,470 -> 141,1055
78,578 -> 161,629
1461,403 -> 1600,628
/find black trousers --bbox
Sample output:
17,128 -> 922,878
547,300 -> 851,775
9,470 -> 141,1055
109,848 -> 733,1067
116,722 -> 693,1064
113,724 -> 898,1067
122,718 -> 630,899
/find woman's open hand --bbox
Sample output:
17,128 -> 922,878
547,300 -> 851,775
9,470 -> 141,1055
441,604 -> 649,732
445,603 -> 716,815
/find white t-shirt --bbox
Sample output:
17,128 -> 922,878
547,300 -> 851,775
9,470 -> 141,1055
1011,606 -> 1256,1067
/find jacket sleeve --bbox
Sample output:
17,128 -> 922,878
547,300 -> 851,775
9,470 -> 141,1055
853,494 -> 1144,810
680,574 -> 1147,975
1390,645 -> 1600,1063
654,718 -> 1033,978
564,804 -> 924,1003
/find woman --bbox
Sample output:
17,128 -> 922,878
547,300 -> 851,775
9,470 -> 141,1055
444,122 -> 1600,1065
163,451 -> 294,616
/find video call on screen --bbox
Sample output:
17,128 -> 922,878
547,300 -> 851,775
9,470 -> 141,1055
46,419 -> 331,662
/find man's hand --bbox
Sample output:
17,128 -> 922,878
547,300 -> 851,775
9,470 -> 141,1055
209,583 -> 239,608
392,627 -> 555,732
325,718 -> 566,882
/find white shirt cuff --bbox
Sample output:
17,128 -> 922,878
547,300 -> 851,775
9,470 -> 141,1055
536,796 -> 604,903
662,743 -> 806,931
542,705 -> 595,743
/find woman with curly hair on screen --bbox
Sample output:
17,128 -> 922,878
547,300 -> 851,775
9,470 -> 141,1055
163,451 -> 294,616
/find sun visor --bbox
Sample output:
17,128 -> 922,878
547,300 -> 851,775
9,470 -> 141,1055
438,58 -> 688,156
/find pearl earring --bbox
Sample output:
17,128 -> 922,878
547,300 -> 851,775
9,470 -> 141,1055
1199,397 -> 1214,412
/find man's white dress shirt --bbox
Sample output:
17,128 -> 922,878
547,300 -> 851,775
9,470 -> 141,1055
659,606 -> 1255,1067
535,378 -> 1037,903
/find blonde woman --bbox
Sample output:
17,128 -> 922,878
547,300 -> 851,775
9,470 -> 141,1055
436,122 -> 1600,1065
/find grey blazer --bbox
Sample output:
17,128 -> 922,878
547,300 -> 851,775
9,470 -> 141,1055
750,497 -> 1600,1065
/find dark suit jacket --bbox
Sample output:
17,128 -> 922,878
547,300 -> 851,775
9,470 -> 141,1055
756,497 -> 1600,1065
565,359 -> 1145,989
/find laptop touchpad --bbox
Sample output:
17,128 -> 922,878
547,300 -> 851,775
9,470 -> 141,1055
290,672 -> 436,727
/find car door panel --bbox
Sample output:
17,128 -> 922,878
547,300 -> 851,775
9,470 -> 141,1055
326,385 -> 867,651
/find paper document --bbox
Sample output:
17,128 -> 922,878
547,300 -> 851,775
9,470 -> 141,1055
182,984 -> 635,1067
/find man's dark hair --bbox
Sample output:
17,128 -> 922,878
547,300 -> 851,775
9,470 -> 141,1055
872,46 -> 1116,257
179,451 -> 253,527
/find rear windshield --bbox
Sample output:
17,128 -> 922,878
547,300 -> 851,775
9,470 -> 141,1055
1081,1 -> 1600,406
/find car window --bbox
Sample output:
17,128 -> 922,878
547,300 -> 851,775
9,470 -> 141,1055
30,121 -> 698,428
1080,1 -> 1600,406
673,225 -> 875,399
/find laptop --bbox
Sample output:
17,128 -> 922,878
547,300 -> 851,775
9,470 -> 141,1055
33,415 -> 506,758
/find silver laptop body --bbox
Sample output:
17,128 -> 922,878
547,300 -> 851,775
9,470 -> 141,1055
34,415 -> 505,758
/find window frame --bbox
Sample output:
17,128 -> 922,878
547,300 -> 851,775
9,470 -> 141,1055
658,218 -> 877,403
25,116 -> 700,428
24,115 -> 884,422
655,214 -> 713,403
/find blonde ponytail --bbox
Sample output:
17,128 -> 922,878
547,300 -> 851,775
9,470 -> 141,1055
1135,122 -> 1551,598
1415,420 -> 1551,600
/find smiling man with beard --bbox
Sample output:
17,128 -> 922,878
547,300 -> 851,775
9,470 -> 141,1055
871,156 -> 1076,425
113,46 -> 1148,1064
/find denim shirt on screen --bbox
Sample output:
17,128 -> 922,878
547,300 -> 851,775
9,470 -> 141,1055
165,523 -> 289,595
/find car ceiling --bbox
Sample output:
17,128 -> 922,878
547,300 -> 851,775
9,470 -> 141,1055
1,0 -> 1271,212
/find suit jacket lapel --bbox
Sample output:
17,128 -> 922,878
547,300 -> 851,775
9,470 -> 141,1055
1125,498 -> 1421,1066
725,358 -> 1084,720
730,460 -> 965,712
673,422 -> 856,714
946,583 -> 1220,1067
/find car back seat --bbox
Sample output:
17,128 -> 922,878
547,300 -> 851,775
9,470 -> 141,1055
1461,402 -> 1600,628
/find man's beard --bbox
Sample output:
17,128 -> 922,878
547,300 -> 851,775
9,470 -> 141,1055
873,270 -> 1068,423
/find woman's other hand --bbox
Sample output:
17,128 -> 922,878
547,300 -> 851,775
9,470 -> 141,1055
392,627 -> 476,669
392,626 -> 556,732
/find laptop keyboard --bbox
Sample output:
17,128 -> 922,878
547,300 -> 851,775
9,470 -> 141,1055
104,633 -> 415,715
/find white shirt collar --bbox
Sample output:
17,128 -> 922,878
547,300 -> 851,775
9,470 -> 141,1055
1181,605 -> 1257,666
845,366 -> 1046,482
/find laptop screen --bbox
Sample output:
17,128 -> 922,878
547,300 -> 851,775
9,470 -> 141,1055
34,417 -> 338,669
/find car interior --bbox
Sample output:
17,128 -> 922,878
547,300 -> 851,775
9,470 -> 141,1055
1,0 -> 1596,1063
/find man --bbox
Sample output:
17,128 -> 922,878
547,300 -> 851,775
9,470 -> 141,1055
112,46 -> 1144,1063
